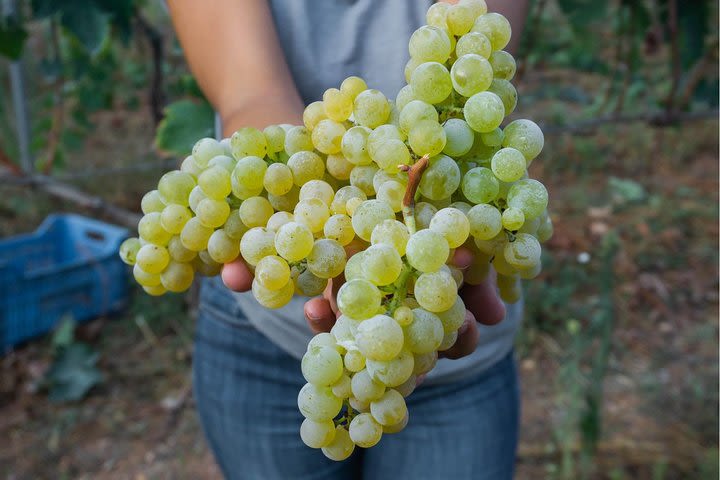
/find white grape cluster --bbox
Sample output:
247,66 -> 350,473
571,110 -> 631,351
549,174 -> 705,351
118,0 -> 552,460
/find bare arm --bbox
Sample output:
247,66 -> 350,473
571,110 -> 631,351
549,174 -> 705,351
167,0 -> 304,135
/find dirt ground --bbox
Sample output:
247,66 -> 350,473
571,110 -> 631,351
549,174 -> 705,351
1,90 -> 718,479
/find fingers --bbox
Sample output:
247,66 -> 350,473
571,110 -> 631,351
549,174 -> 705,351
459,269 -> 506,326
451,246 -> 475,271
221,258 -> 253,292
304,297 -> 336,333
440,310 -> 480,359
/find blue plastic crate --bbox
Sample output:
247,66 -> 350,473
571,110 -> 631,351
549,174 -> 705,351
0,214 -> 129,351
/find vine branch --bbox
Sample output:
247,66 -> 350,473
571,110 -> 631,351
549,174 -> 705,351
398,154 -> 429,235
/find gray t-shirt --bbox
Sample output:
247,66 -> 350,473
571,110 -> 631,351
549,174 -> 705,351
204,0 -> 521,384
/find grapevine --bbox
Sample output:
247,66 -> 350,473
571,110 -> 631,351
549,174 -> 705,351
118,0 -> 552,460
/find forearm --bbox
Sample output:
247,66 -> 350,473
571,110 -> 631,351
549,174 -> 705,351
167,0 -> 304,135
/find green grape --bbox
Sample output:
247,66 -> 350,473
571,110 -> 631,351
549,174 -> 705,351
297,383 -> 343,421
408,120 -> 447,157
307,239 -> 346,279
135,244 -> 169,274
237,227 -> 274,265
141,190 -> 166,214
398,100 -> 438,135
413,350 -> 438,375
404,56 -> 423,84
408,25 -> 451,63
340,76 -> 368,100
188,186 -> 206,213
410,62 -> 452,104
504,232 -> 541,269
119,237 -> 141,265
437,296 -> 466,334
464,91 -> 505,133
341,126 -> 373,166
467,203 -> 502,240
502,207 -> 525,231
429,207 -> 470,248
497,273 -> 521,303
322,426 -> 355,461
362,244 -> 403,286
442,119 -> 475,157
382,412 -> 409,434
303,101 -> 328,131
351,199 -> 395,241
372,140 -> 410,174
311,119 -> 345,154
368,124 -> 403,157
393,306 -> 413,327
487,79 -> 517,115
450,54 -> 493,97
344,349 -> 366,372
366,349 -> 414,387
142,284 -> 166,296
439,330 -> 458,351
370,219 -> 410,257
356,314 -> 404,361
263,163 -> 294,196
330,374 -> 352,397
160,261 -> 194,293
221,210 -> 246,240
518,215 -> 541,235
418,154 -> 461,200
502,119 -> 544,162
180,217 -> 213,251
157,171 -> 195,207
414,270 -> 458,312
231,127 -> 267,159
370,389 -> 407,427
394,374 -> 417,398
373,169 -> 407,193
268,186 -> 300,212
299,180 -> 335,206
491,147 -> 526,182
192,138 -> 224,167
302,345 -> 343,386
471,12 -> 512,51
326,153 -> 353,180
300,418 -> 336,449
272,221 -> 313,262
426,2 -> 449,28
207,229 -> 240,263
351,369 -> 386,402
296,269 -> 328,296
331,186 -> 367,215
480,127 -> 504,147
336,279 -> 382,319
323,88 -> 353,122
447,2 -> 480,35
375,180 -> 404,213
404,308 -> 444,354
232,156 -> 267,200
331,315 -> 362,344
405,229 -> 449,273
138,212 -> 172,245
323,214 -> 355,246
263,125 -> 286,155
252,276 -> 294,308
462,166 -> 499,204
180,155 -> 203,179
489,50 -> 516,80
133,264 -> 161,287
395,85 -> 416,110
449,201 -> 472,215
196,197 -> 230,228
349,413 -> 383,448
537,214 -> 553,242
507,179 -> 548,219
294,198 -> 330,233
194,253 -> 223,276
207,155 -> 235,173
167,236 -> 197,263
160,204 -> 192,234
414,202 -> 438,230
285,126 -> 314,155
353,89 -> 390,128
346,197 -> 364,216
455,31 -> 492,58
288,151 -> 325,186
308,332 -> 341,352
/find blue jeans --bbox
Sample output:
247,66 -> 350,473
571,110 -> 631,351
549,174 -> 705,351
193,299 -> 520,480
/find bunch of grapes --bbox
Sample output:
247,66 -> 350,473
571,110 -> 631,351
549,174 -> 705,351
119,0 -> 551,460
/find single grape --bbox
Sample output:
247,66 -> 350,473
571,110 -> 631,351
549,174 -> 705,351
321,426 -> 355,461
239,227 -> 276,265
141,190 -> 166,214
340,76 -> 368,100
285,126 -> 315,155
497,273 -> 521,303
307,239 -> 347,279
344,349 -> 366,372
451,54 -> 493,97
370,220 -> 410,256
192,138 -> 224,167
464,91 -> 505,133
300,418 -> 336,449
507,179 -> 548,220
351,369 -> 386,403
429,207 -> 470,248
323,88 -> 353,122
372,140 -> 410,174
370,389 -> 408,426
502,119 -> 544,162
502,207 -> 525,231
299,180 -> 335,206
462,166 -> 500,204
207,229 -> 240,263
489,50 -> 516,80
418,154 -> 461,201
301,345 -> 344,386
252,277 -> 294,308
223,210 -> 249,240
504,232 -> 541,269
436,297 -> 467,334
331,186 -> 367,215
426,2 -> 450,28
467,203 -> 503,240
133,264 -> 161,287
326,153 -> 354,180
180,155 -> 203,179
414,202 -> 438,230
303,101 -> 328,131
160,261 -> 194,293
349,413 -> 383,448
138,212 -> 172,246
323,214 -> 355,246
353,89 -> 390,128
442,119 -> 475,157
263,125 -> 286,154
404,308 -> 444,354
405,229 -> 450,273
180,217 -> 213,251
487,78 -> 517,115
336,279 -> 382,320
365,349 -> 414,387
409,120 -> 447,157
408,25 -> 451,63
232,156 -> 267,200
331,373 -> 352,398
296,269 -> 329,296
410,62 -> 452,105
157,171 -> 195,207
351,200 -> 395,241
413,351 -> 438,375
376,180 -> 405,213
135,244 -> 169,274
455,31 -> 492,58
471,12 -> 512,51
414,270 -> 458,312
395,85 -> 417,110
398,100 -> 438,136
196,197 -> 230,228
231,127 -> 267,159
491,147 -> 526,182
274,222 -> 314,262
393,306 -> 414,327
288,151 -> 326,186
294,198 -> 330,233
341,126 -> 373,166
119,237 -> 141,265
263,163 -> 294,196
297,383 -> 343,422
312,119 -> 346,154
537,215 -> 553,242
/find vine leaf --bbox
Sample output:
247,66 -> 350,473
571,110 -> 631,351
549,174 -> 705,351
155,99 -> 214,157
60,1 -> 109,54
0,16 -> 28,59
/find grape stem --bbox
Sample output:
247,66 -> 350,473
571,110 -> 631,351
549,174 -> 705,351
398,154 -> 429,235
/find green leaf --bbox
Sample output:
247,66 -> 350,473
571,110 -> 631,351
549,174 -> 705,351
557,0 -> 609,28
51,315 -> 76,351
0,16 -> 28,60
155,99 -> 214,156
609,176 -> 646,205
60,1 -> 109,54
44,343 -> 102,403
31,0 -> 60,18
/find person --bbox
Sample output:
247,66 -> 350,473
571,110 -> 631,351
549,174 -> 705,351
168,1 -> 528,478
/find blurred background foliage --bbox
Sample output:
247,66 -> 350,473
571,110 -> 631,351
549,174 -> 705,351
0,1 -> 717,479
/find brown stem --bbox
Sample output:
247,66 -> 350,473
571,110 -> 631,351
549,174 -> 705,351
43,19 -> 64,175
135,13 -> 165,125
0,147 -> 22,175
665,0 -> 680,112
398,154 -> 429,235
